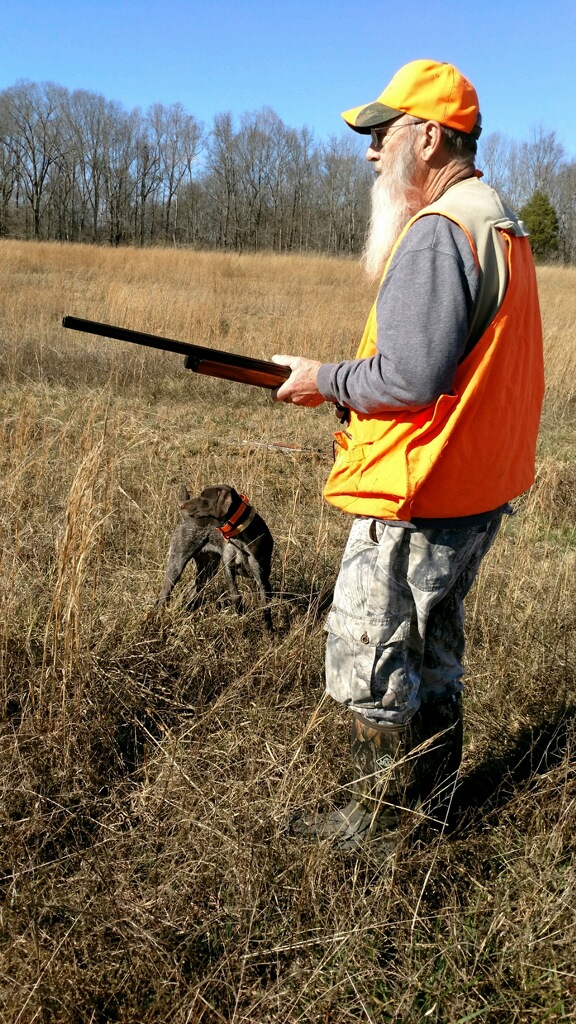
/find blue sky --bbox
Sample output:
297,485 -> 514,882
4,0 -> 576,159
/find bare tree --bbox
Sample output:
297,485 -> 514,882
234,107 -> 284,249
478,132 -> 514,195
283,125 -> 318,251
2,81 -> 65,237
101,104 -> 138,246
147,103 -> 204,243
134,128 -> 161,246
0,93 -> 19,236
520,125 -> 565,202
205,112 -> 242,249
318,135 -> 370,254
62,90 -> 117,242
553,161 -> 576,263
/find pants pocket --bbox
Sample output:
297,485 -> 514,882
325,605 -> 411,710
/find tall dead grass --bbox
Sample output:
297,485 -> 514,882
1,240 -> 575,1023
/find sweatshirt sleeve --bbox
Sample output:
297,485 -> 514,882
316,215 -> 479,414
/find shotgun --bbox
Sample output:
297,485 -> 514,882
61,315 -> 291,390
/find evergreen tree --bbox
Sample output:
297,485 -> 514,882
519,189 -> 560,261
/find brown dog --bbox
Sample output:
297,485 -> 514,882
153,485 -> 274,631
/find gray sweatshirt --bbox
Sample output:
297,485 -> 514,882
316,215 -> 482,413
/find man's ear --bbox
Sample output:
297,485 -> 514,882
419,120 -> 444,162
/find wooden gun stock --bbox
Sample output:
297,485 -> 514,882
62,315 -> 291,390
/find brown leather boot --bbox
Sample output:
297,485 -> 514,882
292,714 -> 416,851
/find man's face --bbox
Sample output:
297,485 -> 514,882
361,118 -> 424,282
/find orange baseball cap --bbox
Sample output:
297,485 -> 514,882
342,59 -> 482,138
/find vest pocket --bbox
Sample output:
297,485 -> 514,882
326,438 -> 375,500
332,433 -> 373,466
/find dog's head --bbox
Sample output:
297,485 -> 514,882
179,485 -> 241,523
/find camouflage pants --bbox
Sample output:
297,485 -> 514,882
325,516 -> 502,725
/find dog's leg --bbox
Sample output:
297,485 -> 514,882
246,554 -> 274,632
186,550 -> 220,611
222,550 -> 244,615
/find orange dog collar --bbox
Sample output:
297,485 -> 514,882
217,494 -> 256,540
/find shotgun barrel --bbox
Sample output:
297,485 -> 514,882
62,315 -> 291,390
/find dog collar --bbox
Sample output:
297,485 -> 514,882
217,494 -> 256,540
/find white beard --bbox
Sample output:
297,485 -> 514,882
361,134 -> 423,282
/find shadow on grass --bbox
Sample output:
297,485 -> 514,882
448,704 -> 576,835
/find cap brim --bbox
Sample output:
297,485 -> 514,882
341,101 -> 403,133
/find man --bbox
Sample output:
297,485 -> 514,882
272,59 -> 544,851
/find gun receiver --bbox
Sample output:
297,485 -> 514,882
61,315 -> 291,390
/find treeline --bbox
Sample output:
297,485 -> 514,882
0,81 -> 371,254
481,126 -> 576,262
1,79 -> 575,260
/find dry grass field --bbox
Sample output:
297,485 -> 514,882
1,239 -> 575,1023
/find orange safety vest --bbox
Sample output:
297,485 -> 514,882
323,206 -> 544,520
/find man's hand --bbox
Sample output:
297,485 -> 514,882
271,355 -> 326,407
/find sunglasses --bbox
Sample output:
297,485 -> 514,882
369,122 -> 421,150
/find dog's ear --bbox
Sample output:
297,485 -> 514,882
180,485 -> 190,503
214,486 -> 236,521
